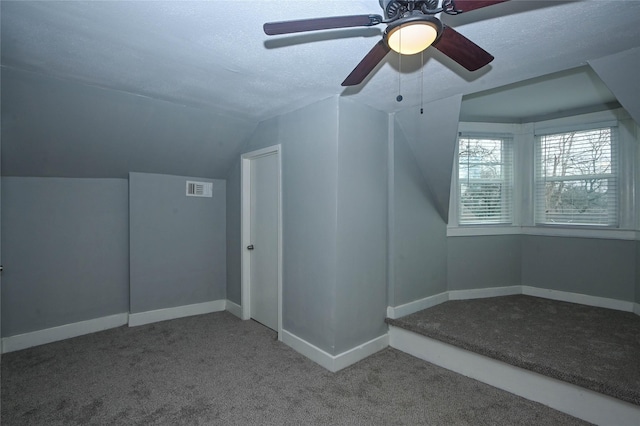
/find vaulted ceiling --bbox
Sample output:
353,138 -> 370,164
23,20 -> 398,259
2,0 -> 640,178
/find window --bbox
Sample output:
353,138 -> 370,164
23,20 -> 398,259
450,110 -> 635,238
457,134 -> 513,225
535,126 -> 617,226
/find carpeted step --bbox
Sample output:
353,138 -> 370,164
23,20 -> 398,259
386,295 -> 640,407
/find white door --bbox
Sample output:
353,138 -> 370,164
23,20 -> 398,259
248,152 -> 279,330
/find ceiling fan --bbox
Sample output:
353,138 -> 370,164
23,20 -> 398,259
263,0 -> 509,86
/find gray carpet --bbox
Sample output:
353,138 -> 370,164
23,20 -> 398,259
386,295 -> 640,406
1,311 -> 588,425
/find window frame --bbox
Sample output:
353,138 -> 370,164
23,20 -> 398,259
450,122 -> 519,231
457,132 -> 514,226
533,124 -> 619,227
448,109 -> 637,240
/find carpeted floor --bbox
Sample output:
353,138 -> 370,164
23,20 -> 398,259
386,295 -> 640,406
1,311 -> 588,425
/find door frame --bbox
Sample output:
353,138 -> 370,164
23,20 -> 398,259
241,144 -> 283,340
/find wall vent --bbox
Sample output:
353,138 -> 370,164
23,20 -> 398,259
186,181 -> 213,197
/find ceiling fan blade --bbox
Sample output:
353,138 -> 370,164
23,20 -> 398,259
432,26 -> 494,71
264,14 -> 383,35
342,40 -> 390,86
450,0 -> 510,13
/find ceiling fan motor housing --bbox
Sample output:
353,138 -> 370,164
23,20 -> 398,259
379,0 -> 440,19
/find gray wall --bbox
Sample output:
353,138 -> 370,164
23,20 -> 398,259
129,172 -> 226,313
588,48 -> 640,304
229,96 -> 390,355
391,119 -> 447,306
446,234 -> 635,302
521,236 -> 636,302
636,242 -> 640,304
225,162 -> 242,305
448,235 -> 522,291
1,177 -> 129,336
446,235 -> 637,302
1,63 -> 3,345
334,99 -> 388,354
237,96 -> 339,353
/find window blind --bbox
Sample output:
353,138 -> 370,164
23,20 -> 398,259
458,133 -> 513,225
534,126 -> 618,226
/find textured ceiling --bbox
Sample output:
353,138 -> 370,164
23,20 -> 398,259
3,0 -> 640,122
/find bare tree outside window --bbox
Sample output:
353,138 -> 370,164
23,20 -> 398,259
536,128 -> 616,225
458,136 -> 512,224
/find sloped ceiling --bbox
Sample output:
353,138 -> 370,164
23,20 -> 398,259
2,0 -> 640,178
590,47 -> 640,126
459,66 -> 620,123
396,94 -> 462,223
1,68 -> 257,179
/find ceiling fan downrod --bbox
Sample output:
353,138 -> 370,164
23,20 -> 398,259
380,0 -> 447,20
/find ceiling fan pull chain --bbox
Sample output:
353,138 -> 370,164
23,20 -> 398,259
397,29 -> 403,102
420,51 -> 424,114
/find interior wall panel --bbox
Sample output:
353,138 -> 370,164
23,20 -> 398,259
1,177 -> 129,336
447,235 -> 522,291
225,162 -> 242,305
129,172 -> 226,314
334,98 -> 388,354
521,235 -> 635,302
233,97 -> 340,354
636,241 -> 640,305
392,119 -> 447,306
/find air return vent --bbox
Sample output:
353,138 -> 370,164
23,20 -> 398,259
186,181 -> 213,197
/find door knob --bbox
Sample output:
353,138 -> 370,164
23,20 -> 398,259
247,245 -> 254,250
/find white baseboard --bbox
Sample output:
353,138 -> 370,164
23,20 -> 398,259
389,325 -> 640,426
225,300 -> 243,319
128,300 -> 226,327
522,286 -> 635,312
1,313 -> 129,354
333,334 -> 389,372
448,285 -> 521,301
281,329 -> 388,373
387,292 -> 448,319
389,286 -> 637,320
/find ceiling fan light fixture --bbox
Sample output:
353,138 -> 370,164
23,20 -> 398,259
385,15 -> 442,55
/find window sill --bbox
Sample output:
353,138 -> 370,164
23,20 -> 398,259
447,226 -> 520,237
521,226 -> 638,240
447,225 -> 639,240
